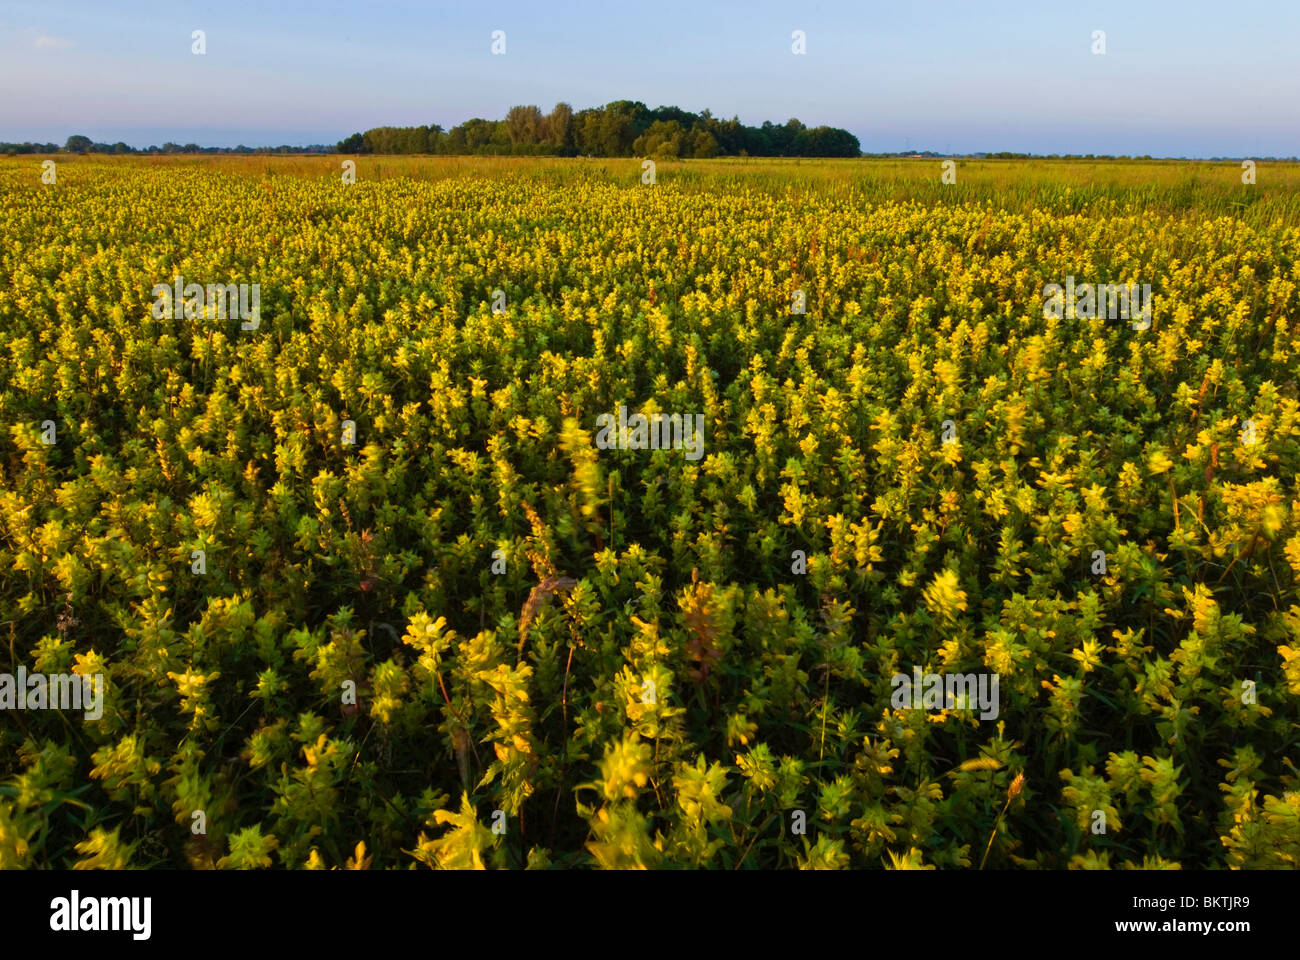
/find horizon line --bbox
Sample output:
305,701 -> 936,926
7,144 -> 1300,163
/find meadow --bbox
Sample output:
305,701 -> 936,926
0,154 -> 1297,869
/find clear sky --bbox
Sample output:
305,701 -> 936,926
1,0 -> 1296,156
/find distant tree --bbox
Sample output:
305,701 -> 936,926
541,102 -> 572,148
490,119 -> 512,153
594,100 -> 648,155
570,108 -> 602,155
460,118 -> 497,152
400,126 -> 426,153
692,129 -> 719,159
634,120 -> 687,158
64,135 -> 92,153
648,104 -> 698,128
713,115 -> 744,155
504,105 -> 544,147
443,124 -> 467,154
337,132 -> 367,154
805,126 -> 859,158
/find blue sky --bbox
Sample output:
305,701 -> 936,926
1,0 -> 1297,156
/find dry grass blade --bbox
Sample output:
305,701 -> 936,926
516,576 -> 579,657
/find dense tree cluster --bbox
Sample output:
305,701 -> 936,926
338,101 -> 861,158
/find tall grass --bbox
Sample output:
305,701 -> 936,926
10,153 -> 1300,226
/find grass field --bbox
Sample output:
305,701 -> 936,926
1,155 -> 1297,870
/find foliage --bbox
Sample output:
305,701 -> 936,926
0,155 -> 1297,869
337,101 -> 861,158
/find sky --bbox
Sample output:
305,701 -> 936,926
1,0 -> 1297,157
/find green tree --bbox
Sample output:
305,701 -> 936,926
504,105 -> 544,147
541,102 -> 572,148
692,129 -> 719,158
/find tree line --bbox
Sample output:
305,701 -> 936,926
1,136 -> 334,155
6,134 -> 1291,163
337,101 -> 862,158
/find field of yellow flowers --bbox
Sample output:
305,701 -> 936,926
1,155 -> 1297,869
